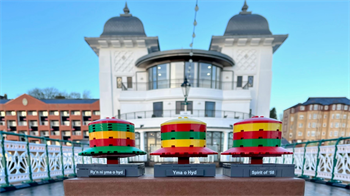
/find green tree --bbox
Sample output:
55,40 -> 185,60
270,107 -> 277,119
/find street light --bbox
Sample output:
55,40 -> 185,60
181,77 -> 191,111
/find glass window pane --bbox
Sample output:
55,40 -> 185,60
153,102 -> 163,117
185,62 -> 198,87
248,76 -> 253,87
205,101 -> 215,117
237,76 -> 242,87
152,67 -> 157,89
199,63 -> 211,88
157,64 -> 169,89
148,69 -> 153,89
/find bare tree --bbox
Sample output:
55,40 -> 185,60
27,87 -> 92,99
68,92 -> 81,99
82,90 -> 91,99
28,88 -> 45,99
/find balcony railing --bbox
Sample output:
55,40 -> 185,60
18,122 -> 27,126
119,109 -> 252,120
119,79 -> 252,91
62,121 -> 70,126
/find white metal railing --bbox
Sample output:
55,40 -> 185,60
7,121 -> 16,126
0,136 -> 118,186
50,121 -> 59,126
72,121 -> 81,126
18,122 -> 27,126
62,121 -> 70,126
41,122 -> 48,126
264,142 -> 350,183
30,121 -> 38,126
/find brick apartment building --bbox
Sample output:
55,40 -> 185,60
0,94 -> 100,143
282,97 -> 350,143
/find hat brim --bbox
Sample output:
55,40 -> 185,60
150,147 -> 218,157
221,147 -> 292,157
79,146 -> 146,157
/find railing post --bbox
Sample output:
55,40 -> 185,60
328,137 -> 343,184
292,143 -> 296,165
44,138 -> 51,180
59,140 -> 65,179
312,140 -> 324,181
24,136 -> 34,184
82,145 -> 84,164
300,141 -> 310,178
0,132 -> 13,188
71,142 -> 76,177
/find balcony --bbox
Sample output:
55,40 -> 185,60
18,121 -> 28,126
119,109 -> 252,120
120,79 -> 251,91
62,121 -> 70,126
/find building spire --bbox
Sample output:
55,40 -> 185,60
240,0 -> 252,14
121,2 -> 132,16
123,2 -> 130,14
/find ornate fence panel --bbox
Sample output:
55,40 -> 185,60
48,144 -> 62,178
2,141 -> 30,183
29,143 -> 47,180
0,132 -> 107,186
264,140 -> 350,184
62,146 -> 74,175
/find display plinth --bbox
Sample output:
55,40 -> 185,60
64,175 -> 305,196
77,163 -> 145,177
223,163 -> 295,177
154,164 -> 215,177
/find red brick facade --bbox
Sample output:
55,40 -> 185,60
0,94 -> 100,142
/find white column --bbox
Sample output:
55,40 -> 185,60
139,131 -> 145,151
223,131 -> 229,151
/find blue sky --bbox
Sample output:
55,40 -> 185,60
0,0 -> 349,117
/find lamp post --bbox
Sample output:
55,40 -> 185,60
181,78 -> 191,112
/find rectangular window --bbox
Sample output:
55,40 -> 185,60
314,105 -> 318,110
336,114 -> 340,119
237,76 -> 242,87
127,77 -> 133,88
334,131 -> 338,136
199,63 -> 212,88
300,106 -> 305,111
309,114 -> 311,119
291,117 -> 294,121
117,77 -> 122,88
330,123 -> 333,128
337,104 -> 342,110
312,123 -> 316,128
175,101 -> 193,114
313,114 -> 317,119
308,123 -> 310,128
324,115 -> 327,119
298,132 -> 302,136
311,131 -> 316,136
323,123 -> 326,127
248,76 -> 253,87
343,115 -> 347,119
335,123 -> 339,128
298,123 -> 303,128
299,115 -> 304,120
309,105 -> 313,110
153,102 -> 163,117
325,106 -> 329,110
205,101 -> 215,117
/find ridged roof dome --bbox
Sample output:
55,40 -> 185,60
100,3 -> 146,37
224,1 -> 272,36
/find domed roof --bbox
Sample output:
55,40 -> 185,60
224,1 -> 272,36
100,3 -> 146,37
